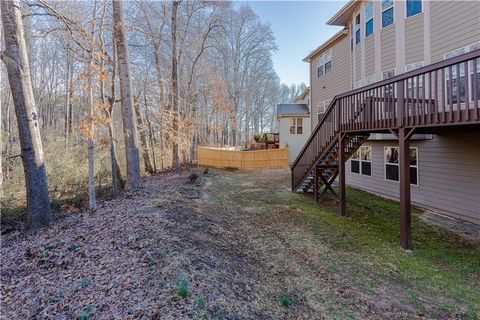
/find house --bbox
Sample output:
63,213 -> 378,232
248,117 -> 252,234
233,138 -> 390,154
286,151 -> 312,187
277,102 -> 311,163
293,0 -> 480,249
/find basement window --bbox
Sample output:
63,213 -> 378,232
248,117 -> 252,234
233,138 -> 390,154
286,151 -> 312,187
384,147 -> 418,185
350,146 -> 372,176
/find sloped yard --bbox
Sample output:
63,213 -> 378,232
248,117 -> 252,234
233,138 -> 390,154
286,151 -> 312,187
1,168 -> 479,319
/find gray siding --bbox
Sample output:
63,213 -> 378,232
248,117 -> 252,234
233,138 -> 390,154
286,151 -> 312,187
405,13 -> 424,64
381,27 -> 395,70
365,36 -> 375,76
346,132 -> 480,224
430,1 -> 480,63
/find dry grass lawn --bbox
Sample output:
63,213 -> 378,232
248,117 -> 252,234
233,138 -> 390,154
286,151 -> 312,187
1,168 -> 479,319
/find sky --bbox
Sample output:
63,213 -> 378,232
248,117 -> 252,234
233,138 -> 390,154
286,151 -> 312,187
247,1 -> 348,86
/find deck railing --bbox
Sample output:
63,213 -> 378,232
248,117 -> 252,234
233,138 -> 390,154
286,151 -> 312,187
291,49 -> 480,191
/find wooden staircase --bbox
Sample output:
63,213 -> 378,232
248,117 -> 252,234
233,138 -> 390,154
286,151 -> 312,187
297,134 -> 368,199
290,49 -> 480,250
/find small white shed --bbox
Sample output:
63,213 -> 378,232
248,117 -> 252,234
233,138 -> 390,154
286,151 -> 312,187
277,104 -> 311,164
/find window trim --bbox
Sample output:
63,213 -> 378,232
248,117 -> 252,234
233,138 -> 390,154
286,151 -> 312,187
381,0 -> 394,29
406,0 -> 422,18
350,146 -> 372,176
384,146 -> 419,186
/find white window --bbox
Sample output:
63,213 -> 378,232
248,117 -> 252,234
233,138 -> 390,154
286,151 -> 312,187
351,146 -> 372,176
405,61 -> 424,72
382,0 -> 394,28
355,79 -> 363,89
384,147 -> 418,185
289,117 -> 303,135
382,68 -> 395,80
443,43 -> 480,104
366,74 -> 375,85
405,61 -> 424,98
317,49 -> 332,78
383,69 -> 396,97
317,101 -> 328,122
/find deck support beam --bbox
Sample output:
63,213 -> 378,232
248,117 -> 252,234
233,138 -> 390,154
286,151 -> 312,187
338,133 -> 346,216
398,128 -> 414,251
314,166 -> 319,203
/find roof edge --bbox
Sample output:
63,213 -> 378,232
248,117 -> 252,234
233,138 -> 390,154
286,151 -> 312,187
326,0 -> 358,26
303,28 -> 348,62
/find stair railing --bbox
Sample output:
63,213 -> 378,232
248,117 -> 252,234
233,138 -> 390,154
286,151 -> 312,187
292,48 -> 480,192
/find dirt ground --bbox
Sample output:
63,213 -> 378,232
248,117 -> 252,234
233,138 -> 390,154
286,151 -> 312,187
1,168 -> 479,319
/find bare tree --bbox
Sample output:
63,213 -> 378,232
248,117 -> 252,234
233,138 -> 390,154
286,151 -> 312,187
171,0 -> 180,171
1,0 -> 52,230
112,0 -> 141,188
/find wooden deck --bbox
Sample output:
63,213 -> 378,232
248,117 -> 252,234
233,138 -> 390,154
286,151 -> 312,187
291,49 -> 480,250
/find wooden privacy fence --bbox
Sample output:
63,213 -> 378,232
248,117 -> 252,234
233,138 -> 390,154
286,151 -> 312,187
198,147 -> 288,170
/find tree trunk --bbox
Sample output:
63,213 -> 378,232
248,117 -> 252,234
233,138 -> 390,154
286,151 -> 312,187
100,29 -> 124,197
1,0 -> 52,230
64,46 -> 71,147
86,1 -> 98,211
134,101 -> 154,174
171,0 -> 180,171
112,0 -> 141,188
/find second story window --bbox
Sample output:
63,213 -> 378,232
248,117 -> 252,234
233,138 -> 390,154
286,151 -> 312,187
406,0 -> 422,17
382,0 -> 394,28
365,2 -> 374,37
355,14 -> 361,44
317,50 -> 332,78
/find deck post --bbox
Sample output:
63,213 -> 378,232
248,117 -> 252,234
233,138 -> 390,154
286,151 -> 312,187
314,166 -> 319,203
338,133 -> 346,216
399,128 -> 412,250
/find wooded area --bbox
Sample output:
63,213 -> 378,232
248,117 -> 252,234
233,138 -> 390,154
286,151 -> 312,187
0,0 -> 305,231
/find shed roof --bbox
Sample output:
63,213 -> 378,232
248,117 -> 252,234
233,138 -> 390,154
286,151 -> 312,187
277,104 -> 310,118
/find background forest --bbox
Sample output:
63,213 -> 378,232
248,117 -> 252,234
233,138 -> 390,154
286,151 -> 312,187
0,0 -> 305,231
